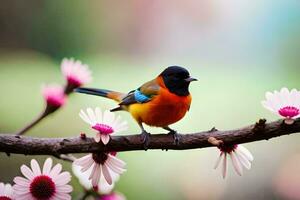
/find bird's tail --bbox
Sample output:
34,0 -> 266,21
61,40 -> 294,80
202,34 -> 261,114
74,87 -> 125,103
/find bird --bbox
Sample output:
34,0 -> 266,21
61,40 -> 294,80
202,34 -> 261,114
75,66 -> 197,149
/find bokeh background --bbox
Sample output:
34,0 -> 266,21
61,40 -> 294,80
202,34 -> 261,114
1,1 -> 300,199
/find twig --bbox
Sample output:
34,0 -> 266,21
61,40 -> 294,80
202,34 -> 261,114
16,84 -> 75,135
16,110 -> 48,135
16,104 -> 59,135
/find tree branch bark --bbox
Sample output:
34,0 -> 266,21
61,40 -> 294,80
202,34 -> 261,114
1,118 -> 300,156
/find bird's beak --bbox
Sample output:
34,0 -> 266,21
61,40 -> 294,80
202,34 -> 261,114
185,77 -> 198,82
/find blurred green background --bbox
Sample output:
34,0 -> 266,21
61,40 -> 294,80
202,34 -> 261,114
1,1 -> 300,199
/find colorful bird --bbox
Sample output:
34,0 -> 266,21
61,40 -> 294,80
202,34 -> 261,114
75,66 -> 197,149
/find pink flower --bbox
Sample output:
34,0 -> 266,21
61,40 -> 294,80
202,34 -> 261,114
99,192 -> 126,200
0,183 -> 14,200
42,84 -> 66,107
79,107 -> 128,144
214,144 -> 254,178
262,88 -> 300,124
73,152 -> 126,188
13,158 -> 72,200
61,58 -> 92,87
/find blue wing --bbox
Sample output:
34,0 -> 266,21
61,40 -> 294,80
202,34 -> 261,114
119,79 -> 160,106
134,90 -> 151,103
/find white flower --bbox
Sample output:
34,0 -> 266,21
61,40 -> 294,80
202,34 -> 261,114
72,161 -> 119,194
61,58 -> 92,87
214,144 -> 254,178
0,182 -> 14,200
13,158 -> 73,200
262,87 -> 300,124
73,152 -> 126,188
79,107 -> 128,144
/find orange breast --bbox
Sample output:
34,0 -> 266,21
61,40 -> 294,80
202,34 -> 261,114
129,88 -> 192,127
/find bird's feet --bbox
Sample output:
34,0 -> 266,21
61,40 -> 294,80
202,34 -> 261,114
140,130 -> 150,150
168,130 -> 181,145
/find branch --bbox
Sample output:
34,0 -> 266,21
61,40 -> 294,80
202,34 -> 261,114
1,118 -> 300,156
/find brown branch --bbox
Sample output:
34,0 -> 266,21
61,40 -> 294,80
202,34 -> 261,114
1,118 -> 300,156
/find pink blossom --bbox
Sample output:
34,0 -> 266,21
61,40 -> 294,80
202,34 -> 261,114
262,88 -> 300,124
79,107 -> 127,144
42,84 -> 66,107
61,58 -> 92,87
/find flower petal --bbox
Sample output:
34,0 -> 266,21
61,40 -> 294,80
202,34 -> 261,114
214,152 -> 223,169
91,164 -> 101,187
102,164 -> 113,185
56,185 -> 73,193
95,107 -> 102,123
290,89 -> 300,108
13,184 -> 29,193
30,159 -> 41,176
95,133 -> 101,143
101,134 -> 110,145
262,100 -> 275,112
49,163 -> 62,179
89,163 -> 98,180
235,151 -> 251,170
74,154 -> 92,167
0,183 -> 4,194
14,192 -> 33,200
108,154 -> 126,168
87,107 -> 97,125
274,91 -> 284,109
52,193 -> 72,200
230,152 -> 243,176
20,165 -> 35,180
106,159 -> 125,174
237,145 -> 254,161
222,153 -> 227,179
43,158 -> 53,175
79,158 -> 94,172
79,110 -> 92,125
280,87 -> 290,106
54,172 -> 71,186
14,176 -> 30,187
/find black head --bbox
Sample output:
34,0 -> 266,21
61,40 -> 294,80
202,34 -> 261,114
160,66 -> 197,96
